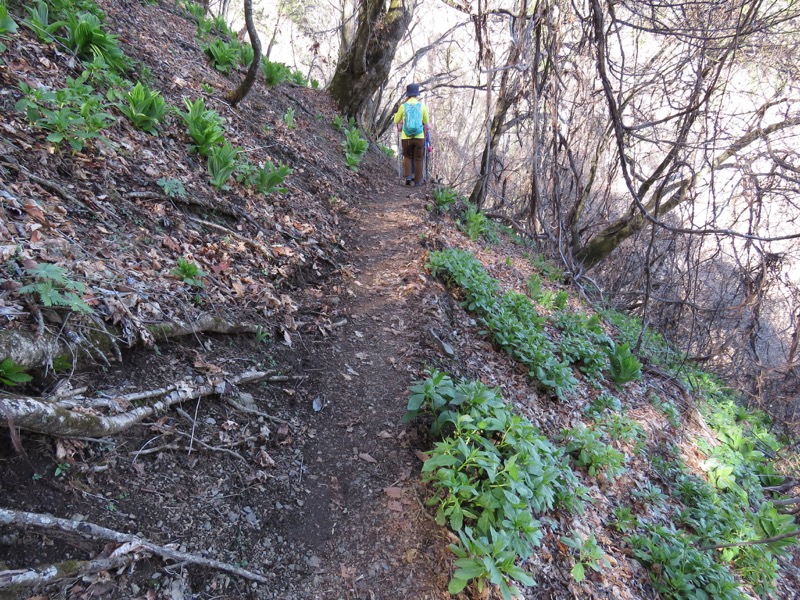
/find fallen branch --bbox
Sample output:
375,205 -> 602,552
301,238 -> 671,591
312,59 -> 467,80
0,551 -> 134,592
0,370 -> 269,438
699,529 -> 800,552
0,509 -> 270,589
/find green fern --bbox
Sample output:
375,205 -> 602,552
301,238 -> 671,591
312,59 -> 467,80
18,263 -> 93,313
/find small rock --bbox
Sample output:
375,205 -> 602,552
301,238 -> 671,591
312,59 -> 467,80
206,417 -> 217,425
228,511 -> 240,523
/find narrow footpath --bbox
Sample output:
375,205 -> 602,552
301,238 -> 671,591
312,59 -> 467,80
284,183 -> 454,600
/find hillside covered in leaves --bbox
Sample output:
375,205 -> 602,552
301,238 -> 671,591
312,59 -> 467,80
1,1 -> 799,599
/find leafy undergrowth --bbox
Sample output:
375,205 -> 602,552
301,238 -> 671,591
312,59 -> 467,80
408,190 -> 800,598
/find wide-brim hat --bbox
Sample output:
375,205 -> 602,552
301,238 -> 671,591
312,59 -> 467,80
406,83 -> 420,97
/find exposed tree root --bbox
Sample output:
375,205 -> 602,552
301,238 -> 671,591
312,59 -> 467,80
0,370 -> 269,438
0,509 -> 270,591
2,314 -> 261,371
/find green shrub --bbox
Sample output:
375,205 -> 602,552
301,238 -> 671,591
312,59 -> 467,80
117,81 -> 167,134
0,0 -> 17,52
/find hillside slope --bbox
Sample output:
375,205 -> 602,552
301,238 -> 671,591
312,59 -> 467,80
0,1 -> 799,600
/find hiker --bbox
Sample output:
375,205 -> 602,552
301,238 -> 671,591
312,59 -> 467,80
394,83 -> 430,187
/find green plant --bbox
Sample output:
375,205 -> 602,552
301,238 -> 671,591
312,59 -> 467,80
631,524 -> 745,599
204,38 -> 239,73
427,249 -> 578,398
0,358 -> 32,387
250,161 -> 292,195
182,0 -> 206,19
332,114 -> 345,131
461,203 -> 490,241
117,81 -> 167,134
22,0 -> 62,44
54,462 -> 71,477
408,370 -> 585,599
526,273 -> 542,300
343,126 -> 369,171
19,263 -> 93,313
207,141 -> 239,189
433,186 -> 458,209
157,177 -> 186,198
651,393 -> 681,428
16,76 -> 114,151
201,82 -> 214,94
238,41 -> 254,66
583,392 -> 622,420
61,12 -> 128,72
378,144 -> 395,158
529,254 -> 563,282
608,342 -> 642,387
282,106 -> 296,129
181,97 -> 225,155
290,69 -> 307,85
631,481 -> 668,516
599,413 -> 645,452
563,425 -> 626,479
171,258 -> 206,288
560,533 -> 611,582
448,527 -> 536,599
260,58 -> 291,86
255,325 -> 270,344
0,1 -> 17,54
612,506 -> 638,533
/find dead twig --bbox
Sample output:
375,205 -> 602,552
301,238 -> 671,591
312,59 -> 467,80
0,509 -> 271,588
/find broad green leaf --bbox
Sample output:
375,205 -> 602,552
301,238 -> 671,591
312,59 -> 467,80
571,562 -> 585,582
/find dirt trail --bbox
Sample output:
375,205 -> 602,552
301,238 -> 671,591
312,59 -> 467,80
290,183 -> 452,599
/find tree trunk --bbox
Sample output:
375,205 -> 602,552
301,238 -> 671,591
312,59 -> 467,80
226,0 -> 262,107
328,0 -> 413,120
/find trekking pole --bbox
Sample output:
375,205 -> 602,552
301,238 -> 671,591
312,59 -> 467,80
396,130 -> 402,178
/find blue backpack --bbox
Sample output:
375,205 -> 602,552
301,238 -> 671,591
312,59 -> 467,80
402,102 -> 424,137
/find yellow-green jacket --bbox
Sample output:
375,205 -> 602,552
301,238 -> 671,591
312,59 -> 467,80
394,98 -> 430,140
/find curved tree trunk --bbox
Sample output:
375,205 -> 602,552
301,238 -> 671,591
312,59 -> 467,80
226,0 -> 262,107
328,0 -> 413,119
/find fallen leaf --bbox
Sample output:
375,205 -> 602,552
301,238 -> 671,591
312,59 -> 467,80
387,501 -> 403,512
415,450 -> 430,462
402,549 -> 418,564
384,486 -> 403,498
358,452 -> 377,464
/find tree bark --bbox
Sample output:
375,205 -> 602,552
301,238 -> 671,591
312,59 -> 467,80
226,0 -> 262,107
328,0 -> 413,120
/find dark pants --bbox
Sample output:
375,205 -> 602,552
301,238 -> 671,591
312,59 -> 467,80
402,138 -> 424,184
